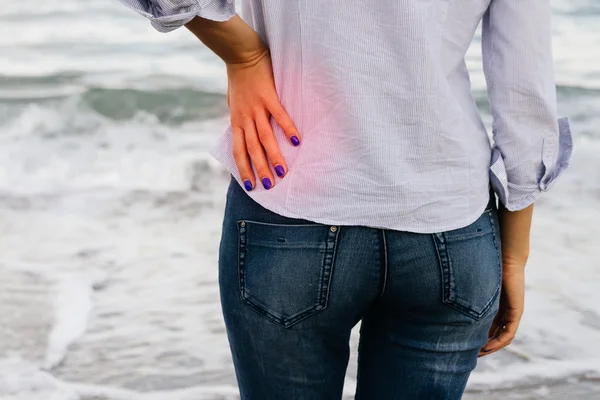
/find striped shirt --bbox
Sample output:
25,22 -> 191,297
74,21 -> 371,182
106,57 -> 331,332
119,0 -> 572,233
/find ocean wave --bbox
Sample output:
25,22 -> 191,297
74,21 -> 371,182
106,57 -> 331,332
556,84 -> 600,96
0,76 -> 597,139
555,1 -> 600,17
0,82 -> 228,125
0,72 -> 84,87
82,87 -> 228,124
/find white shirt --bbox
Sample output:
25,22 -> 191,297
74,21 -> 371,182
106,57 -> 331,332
120,0 -> 572,233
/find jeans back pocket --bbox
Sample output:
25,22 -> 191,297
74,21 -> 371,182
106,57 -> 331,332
432,207 -> 502,320
237,220 -> 340,328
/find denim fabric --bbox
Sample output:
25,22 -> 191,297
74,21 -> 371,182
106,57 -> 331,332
218,176 -> 502,400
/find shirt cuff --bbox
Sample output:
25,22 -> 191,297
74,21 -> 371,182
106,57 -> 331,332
490,117 -> 573,211
120,0 -> 236,33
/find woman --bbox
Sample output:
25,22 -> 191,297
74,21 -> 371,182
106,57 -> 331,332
120,1 -> 572,398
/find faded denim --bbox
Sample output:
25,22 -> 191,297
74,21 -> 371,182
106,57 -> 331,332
218,176 -> 502,400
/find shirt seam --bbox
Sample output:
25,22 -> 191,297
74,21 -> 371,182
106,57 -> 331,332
285,2 -> 304,212
487,4 -> 496,90
486,2 -> 499,213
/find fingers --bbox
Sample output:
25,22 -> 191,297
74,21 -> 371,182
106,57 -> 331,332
479,320 -> 519,357
232,126 -> 255,191
255,112 -> 287,178
487,313 -> 504,339
490,322 -> 504,342
231,113 -> 291,191
244,119 -> 275,190
229,72 -> 299,191
265,97 -> 301,146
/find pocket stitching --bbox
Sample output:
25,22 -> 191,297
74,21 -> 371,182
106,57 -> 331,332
237,220 -> 340,328
487,209 -> 502,311
317,225 -> 340,310
237,219 -> 324,228
433,211 -> 502,320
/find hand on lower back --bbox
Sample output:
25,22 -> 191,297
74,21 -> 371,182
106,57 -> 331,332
226,48 -> 300,191
184,15 -> 300,191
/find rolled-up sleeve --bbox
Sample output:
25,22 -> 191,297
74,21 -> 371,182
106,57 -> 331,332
482,0 -> 573,211
119,0 -> 235,32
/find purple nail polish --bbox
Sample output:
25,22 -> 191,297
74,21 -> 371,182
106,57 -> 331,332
291,135 -> 300,146
261,177 -> 272,190
275,165 -> 285,177
243,180 -> 253,191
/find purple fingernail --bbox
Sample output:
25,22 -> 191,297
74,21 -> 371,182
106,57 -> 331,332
482,349 -> 492,353
243,180 -> 253,191
275,165 -> 285,177
261,177 -> 272,190
291,135 -> 300,146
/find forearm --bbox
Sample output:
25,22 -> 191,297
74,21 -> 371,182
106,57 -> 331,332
498,203 -> 534,269
185,15 -> 267,65
483,0 -> 572,212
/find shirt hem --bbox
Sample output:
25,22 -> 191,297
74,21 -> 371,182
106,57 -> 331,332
207,127 -> 493,235
228,177 -> 491,234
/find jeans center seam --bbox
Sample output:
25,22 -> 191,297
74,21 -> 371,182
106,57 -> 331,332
379,229 -> 388,297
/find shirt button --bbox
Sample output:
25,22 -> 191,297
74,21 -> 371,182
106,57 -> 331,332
330,226 -> 337,232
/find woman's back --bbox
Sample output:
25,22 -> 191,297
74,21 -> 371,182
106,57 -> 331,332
206,0 -> 569,232
118,1 -> 573,398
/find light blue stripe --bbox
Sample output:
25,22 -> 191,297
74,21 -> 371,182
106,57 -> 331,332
117,0 -> 572,232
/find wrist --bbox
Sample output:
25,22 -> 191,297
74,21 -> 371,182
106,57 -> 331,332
225,46 -> 270,68
185,14 -> 267,66
502,254 -> 529,269
502,264 -> 526,280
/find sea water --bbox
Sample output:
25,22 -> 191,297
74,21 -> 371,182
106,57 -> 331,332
0,1 -> 599,399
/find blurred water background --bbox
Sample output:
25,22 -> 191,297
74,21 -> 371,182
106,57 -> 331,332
0,0 -> 599,399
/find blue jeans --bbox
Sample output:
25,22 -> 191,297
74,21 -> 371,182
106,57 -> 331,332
218,176 -> 501,399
